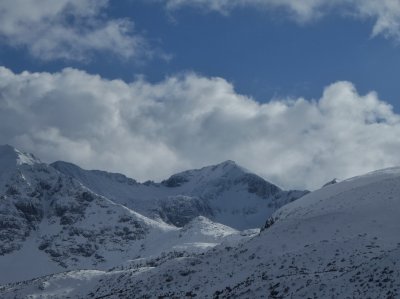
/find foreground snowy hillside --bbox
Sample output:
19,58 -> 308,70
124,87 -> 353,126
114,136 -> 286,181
52,160 -> 308,229
3,166 -> 399,298
0,145 -> 254,284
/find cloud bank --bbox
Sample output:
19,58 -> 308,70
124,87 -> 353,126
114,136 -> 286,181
164,0 -> 400,41
1,66 -> 399,190
0,0 -> 147,61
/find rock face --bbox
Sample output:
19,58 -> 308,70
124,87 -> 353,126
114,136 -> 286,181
52,160 -> 308,230
157,195 -> 213,227
4,166 -> 400,298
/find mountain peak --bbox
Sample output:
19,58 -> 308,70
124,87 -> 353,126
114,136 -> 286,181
0,144 -> 40,174
212,160 -> 250,173
161,160 -> 248,188
217,160 -> 237,166
202,160 -> 247,174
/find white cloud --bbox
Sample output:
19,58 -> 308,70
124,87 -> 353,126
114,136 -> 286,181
0,0 -> 148,61
1,66 -> 400,190
164,0 -> 324,21
163,0 -> 400,41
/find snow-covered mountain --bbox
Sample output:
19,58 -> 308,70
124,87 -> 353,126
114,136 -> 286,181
0,145 -> 257,285
52,160 -> 308,229
4,165 -> 400,298
0,145 -> 301,286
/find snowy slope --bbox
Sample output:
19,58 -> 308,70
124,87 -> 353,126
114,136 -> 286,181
7,166 -> 400,298
52,160 -> 308,230
0,145 -> 169,284
0,145 -> 248,285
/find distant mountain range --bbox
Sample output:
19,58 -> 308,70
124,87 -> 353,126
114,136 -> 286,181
2,145 -> 399,298
0,145 -> 307,286
51,158 -> 308,230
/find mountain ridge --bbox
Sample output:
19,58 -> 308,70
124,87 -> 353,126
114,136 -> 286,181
0,145 -> 299,284
51,158 -> 309,229
5,165 -> 398,298
1,145 -> 400,298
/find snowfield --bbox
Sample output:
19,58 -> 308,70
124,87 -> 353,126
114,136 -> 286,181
0,145 -> 297,286
1,145 -> 399,298
52,159 -> 308,230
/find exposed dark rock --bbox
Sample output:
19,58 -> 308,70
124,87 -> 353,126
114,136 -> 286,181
161,175 -> 189,188
14,201 -> 43,223
158,196 -> 213,227
6,185 -> 19,196
236,173 -> 281,199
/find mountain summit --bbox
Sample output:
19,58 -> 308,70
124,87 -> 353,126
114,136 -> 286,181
53,159 -> 308,229
161,159 -> 282,198
6,165 -> 398,298
1,145 -> 399,298
0,145 -> 40,175
0,145 -> 305,284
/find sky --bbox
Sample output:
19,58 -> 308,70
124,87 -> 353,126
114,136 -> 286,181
1,0 -> 400,190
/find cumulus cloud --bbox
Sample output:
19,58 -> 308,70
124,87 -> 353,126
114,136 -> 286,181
0,0 -> 148,61
1,66 -> 400,190
163,0 -> 400,41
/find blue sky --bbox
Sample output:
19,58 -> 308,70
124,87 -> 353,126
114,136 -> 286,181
1,1 -> 399,110
1,0 -> 400,189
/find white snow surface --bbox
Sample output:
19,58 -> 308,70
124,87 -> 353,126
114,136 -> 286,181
3,166 -> 400,298
51,159 -> 307,230
0,146 -> 263,286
